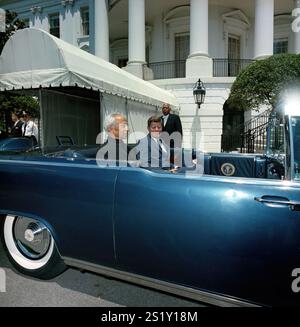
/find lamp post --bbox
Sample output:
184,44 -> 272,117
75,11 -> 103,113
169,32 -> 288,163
193,78 -> 206,108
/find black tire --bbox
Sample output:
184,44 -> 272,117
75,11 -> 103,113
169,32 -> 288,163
0,215 -> 67,280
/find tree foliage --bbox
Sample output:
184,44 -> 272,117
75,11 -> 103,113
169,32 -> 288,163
0,94 -> 39,116
0,11 -> 39,133
228,54 -> 300,111
0,94 -> 39,131
0,10 -> 26,54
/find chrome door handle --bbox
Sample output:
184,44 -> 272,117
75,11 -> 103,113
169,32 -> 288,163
254,196 -> 300,211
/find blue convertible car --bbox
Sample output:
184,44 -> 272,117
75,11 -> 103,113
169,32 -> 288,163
1,101 -> 300,307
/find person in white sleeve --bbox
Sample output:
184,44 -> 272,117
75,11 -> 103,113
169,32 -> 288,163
21,111 -> 38,145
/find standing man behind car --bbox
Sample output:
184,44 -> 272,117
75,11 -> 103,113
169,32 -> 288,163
22,111 -> 38,145
10,112 -> 24,137
161,103 -> 183,148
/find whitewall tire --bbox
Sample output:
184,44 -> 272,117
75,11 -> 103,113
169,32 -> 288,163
1,215 -> 66,279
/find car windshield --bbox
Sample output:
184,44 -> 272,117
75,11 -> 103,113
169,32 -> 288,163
268,121 -> 285,156
291,116 -> 300,180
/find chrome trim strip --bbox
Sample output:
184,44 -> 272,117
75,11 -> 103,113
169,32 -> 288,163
62,257 -> 259,307
0,159 -> 117,170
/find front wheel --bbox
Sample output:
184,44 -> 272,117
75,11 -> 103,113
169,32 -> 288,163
1,215 -> 66,279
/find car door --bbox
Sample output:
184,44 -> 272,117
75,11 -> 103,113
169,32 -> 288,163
0,158 -> 118,267
114,167 -> 300,306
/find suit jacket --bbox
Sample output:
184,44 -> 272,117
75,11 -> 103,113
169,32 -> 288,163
136,134 -> 171,168
11,120 -> 24,137
161,113 -> 183,136
96,137 -> 137,166
161,113 -> 183,148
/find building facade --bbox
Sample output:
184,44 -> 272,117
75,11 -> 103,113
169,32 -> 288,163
0,0 -> 299,151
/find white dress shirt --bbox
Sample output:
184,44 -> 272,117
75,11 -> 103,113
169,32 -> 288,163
22,120 -> 38,140
162,114 -> 169,127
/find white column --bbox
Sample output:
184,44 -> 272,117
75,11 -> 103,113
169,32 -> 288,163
31,7 -> 43,29
254,0 -> 274,59
123,0 -> 151,79
292,0 -> 300,54
128,0 -> 145,64
94,0 -> 109,61
61,4 -> 74,45
186,0 -> 212,77
190,0 -> 208,57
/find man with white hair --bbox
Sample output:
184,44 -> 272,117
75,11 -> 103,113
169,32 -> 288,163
100,113 -> 130,163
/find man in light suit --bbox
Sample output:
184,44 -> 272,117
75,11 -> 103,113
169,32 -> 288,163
161,103 -> 183,149
137,116 -> 174,170
22,111 -> 38,145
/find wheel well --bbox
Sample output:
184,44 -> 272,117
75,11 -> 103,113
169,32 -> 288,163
0,214 -> 67,279
0,214 -> 5,229
0,213 -> 60,252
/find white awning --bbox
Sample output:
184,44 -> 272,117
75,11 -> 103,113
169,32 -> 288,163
0,28 -> 179,108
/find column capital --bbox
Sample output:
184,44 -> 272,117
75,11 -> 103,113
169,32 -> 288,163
30,6 -> 43,14
61,0 -> 75,7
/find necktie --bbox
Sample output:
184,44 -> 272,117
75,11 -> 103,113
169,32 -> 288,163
158,139 -> 163,167
23,123 -> 27,136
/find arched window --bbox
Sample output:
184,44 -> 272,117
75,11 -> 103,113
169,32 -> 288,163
222,10 -> 251,60
163,5 -> 190,62
221,10 -> 250,76
110,39 -> 128,68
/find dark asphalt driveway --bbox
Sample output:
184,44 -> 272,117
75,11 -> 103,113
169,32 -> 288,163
0,241 -> 204,307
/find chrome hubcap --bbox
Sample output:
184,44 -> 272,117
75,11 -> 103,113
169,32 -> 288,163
13,217 -> 51,259
24,222 -> 44,243
24,229 -> 35,242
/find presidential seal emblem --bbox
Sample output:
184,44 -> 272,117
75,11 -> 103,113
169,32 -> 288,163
221,162 -> 235,176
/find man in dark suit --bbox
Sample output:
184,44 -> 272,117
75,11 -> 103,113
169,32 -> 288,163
161,103 -> 183,149
96,113 -> 136,166
10,112 -> 24,137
